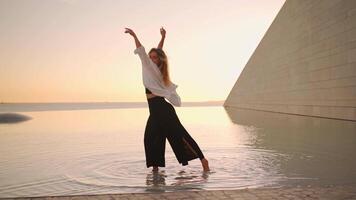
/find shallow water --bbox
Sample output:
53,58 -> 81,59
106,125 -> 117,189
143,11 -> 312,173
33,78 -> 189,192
0,105 -> 355,198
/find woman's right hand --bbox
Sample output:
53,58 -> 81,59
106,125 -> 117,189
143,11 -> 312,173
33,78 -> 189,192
124,28 -> 136,37
125,27 -> 142,48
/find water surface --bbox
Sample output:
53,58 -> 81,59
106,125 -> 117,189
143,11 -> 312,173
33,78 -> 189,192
0,104 -> 355,198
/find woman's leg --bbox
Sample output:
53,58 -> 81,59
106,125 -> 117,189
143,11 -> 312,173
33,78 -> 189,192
144,115 -> 166,169
164,106 -> 209,171
180,133 -> 210,171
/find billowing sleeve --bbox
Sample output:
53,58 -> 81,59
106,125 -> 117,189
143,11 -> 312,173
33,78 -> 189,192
134,46 -> 150,66
134,45 -> 162,77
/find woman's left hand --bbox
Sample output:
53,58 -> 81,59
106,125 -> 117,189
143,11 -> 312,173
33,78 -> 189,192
160,27 -> 166,38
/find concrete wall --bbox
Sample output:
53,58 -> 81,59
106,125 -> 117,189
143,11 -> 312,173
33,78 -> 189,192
224,0 -> 356,121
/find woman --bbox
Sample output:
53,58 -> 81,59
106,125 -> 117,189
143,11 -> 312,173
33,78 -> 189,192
125,27 -> 210,172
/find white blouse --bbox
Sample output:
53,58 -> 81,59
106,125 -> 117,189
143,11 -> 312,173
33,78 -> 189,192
134,46 -> 181,107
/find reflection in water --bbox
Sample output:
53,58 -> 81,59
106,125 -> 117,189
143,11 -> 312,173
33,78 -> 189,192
224,107 -> 356,187
146,171 -> 167,192
172,170 -> 210,187
145,170 -> 211,192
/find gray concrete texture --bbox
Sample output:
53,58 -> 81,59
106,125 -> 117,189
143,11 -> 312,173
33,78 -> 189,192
224,0 -> 356,121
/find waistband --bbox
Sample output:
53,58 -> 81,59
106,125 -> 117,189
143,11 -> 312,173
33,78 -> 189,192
147,96 -> 165,102
147,96 -> 174,115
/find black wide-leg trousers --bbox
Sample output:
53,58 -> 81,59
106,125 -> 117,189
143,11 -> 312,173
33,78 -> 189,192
144,96 -> 205,168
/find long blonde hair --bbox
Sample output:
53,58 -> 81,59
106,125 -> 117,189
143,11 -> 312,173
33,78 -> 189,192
149,48 -> 171,87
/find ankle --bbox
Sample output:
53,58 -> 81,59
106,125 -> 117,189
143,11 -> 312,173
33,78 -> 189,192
152,166 -> 159,172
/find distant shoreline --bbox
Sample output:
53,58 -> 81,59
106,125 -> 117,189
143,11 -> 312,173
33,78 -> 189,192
0,101 -> 224,112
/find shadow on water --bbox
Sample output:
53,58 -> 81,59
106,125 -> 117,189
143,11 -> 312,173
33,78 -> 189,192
223,107 -> 356,187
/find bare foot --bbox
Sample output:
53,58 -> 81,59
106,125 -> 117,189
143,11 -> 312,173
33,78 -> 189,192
152,166 -> 158,172
201,158 -> 210,171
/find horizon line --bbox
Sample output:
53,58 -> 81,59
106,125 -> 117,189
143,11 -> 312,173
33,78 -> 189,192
0,100 -> 225,104
0,100 -> 225,112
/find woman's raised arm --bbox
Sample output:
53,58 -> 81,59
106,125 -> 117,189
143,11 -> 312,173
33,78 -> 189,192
157,27 -> 166,49
125,28 -> 142,48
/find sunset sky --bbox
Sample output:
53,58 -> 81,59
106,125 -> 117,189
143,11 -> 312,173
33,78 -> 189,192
0,0 -> 285,103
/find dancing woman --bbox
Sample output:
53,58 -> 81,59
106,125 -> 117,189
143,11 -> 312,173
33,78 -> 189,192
125,27 -> 210,172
